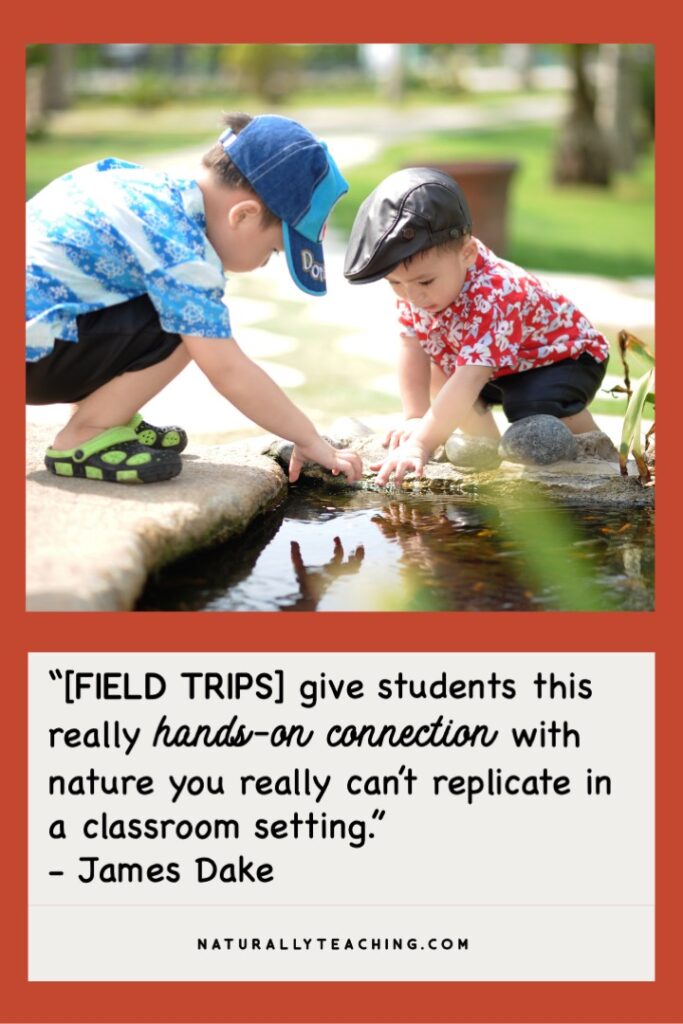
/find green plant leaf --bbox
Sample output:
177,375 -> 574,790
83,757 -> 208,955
620,369 -> 654,482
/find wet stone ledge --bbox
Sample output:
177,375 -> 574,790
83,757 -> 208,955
27,418 -> 653,612
265,425 -> 654,510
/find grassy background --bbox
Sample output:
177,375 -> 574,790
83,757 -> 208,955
26,130 -> 210,199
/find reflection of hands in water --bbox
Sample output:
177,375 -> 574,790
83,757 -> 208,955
371,502 -> 451,574
371,502 -> 451,536
287,536 -> 365,611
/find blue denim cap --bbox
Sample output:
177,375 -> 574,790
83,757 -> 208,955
219,115 -> 348,296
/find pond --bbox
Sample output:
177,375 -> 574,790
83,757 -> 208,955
137,487 -> 654,612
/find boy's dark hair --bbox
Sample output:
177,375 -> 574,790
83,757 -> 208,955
202,113 -> 280,227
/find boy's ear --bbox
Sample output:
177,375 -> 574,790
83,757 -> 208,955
227,198 -> 263,227
462,237 -> 478,265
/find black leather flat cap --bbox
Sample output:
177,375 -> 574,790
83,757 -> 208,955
344,167 -> 472,284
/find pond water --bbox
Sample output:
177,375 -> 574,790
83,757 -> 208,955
137,488 -> 654,612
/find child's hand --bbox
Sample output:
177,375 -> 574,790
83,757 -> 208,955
289,437 -> 363,484
382,417 -> 424,449
370,441 -> 430,488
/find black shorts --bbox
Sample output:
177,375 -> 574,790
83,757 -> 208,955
479,352 -> 607,421
26,295 -> 182,405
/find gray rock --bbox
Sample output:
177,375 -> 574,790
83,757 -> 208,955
263,435 -> 352,478
574,430 -> 619,462
444,433 -> 503,471
499,416 -> 578,465
263,438 -> 295,470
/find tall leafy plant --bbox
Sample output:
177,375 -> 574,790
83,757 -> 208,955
615,331 -> 655,484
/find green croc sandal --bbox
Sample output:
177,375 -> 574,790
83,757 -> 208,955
45,426 -> 182,484
129,412 -> 188,453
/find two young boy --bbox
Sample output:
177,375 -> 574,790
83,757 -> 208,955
26,116 -> 608,487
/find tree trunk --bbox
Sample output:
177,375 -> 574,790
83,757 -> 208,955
503,43 -> 535,90
170,45 -> 187,76
553,44 -> 612,186
26,66 -> 46,135
599,44 -> 638,172
384,44 -> 405,104
40,44 -> 74,112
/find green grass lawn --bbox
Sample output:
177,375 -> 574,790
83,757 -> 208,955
330,124 -> 654,279
26,130 -> 212,198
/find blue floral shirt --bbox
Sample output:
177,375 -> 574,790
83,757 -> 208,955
26,158 -> 232,361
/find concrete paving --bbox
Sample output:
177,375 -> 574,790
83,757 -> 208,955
26,428 -> 287,611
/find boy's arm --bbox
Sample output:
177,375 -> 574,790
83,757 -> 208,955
383,334 -> 432,449
182,334 -> 362,482
373,363 -> 494,486
398,333 -> 431,418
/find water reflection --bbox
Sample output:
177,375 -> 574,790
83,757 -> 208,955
289,536 -> 365,611
137,489 -> 654,612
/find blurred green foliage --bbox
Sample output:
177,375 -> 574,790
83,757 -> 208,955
479,487 -> 621,611
122,72 -> 178,109
26,44 -> 48,66
224,44 -> 307,103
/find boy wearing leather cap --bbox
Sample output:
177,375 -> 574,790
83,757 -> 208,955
27,113 -> 362,485
344,167 -> 609,486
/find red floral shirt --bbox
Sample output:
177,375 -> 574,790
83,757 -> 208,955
397,239 -> 609,379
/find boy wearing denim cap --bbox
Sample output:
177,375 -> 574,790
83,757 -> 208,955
26,113 -> 362,485
344,167 -> 609,486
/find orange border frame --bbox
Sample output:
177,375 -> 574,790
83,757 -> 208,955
6,14 -> 681,1024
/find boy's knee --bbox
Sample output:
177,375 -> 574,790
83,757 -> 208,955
26,356 -> 79,405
